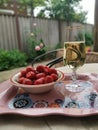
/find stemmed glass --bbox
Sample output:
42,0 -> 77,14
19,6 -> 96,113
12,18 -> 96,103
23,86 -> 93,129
63,26 -> 89,92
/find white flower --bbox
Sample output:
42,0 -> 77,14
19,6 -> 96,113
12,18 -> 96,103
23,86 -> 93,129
40,43 -> 44,48
30,33 -> 34,37
33,23 -> 37,26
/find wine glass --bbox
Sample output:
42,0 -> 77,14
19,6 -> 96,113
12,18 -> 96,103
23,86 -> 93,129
63,26 -> 91,92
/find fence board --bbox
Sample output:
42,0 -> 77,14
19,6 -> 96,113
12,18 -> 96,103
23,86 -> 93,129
6,15 -> 12,50
1,15 -> 8,49
48,19 -> 59,49
18,16 -> 31,51
0,15 -> 4,49
9,16 -> 16,49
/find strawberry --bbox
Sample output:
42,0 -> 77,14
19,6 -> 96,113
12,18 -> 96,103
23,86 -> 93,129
44,75 -> 54,83
26,71 -> 36,79
26,66 -> 35,73
36,73 -> 45,79
43,67 -> 49,75
34,77 -> 45,85
18,77 -> 25,84
36,65 -> 45,73
23,78 -> 33,85
49,68 -> 57,74
51,73 -> 58,81
20,69 -> 27,77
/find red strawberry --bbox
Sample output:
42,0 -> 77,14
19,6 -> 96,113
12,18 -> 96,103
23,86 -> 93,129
26,71 -> 36,79
36,73 -> 45,79
43,67 -> 49,75
34,77 -> 44,85
49,68 -> 57,74
23,78 -> 33,85
51,73 -> 58,81
36,65 -> 45,73
44,75 -> 54,83
20,69 -> 27,77
18,77 -> 25,84
26,66 -> 35,73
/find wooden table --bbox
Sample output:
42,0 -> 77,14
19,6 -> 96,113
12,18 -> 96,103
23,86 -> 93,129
0,63 -> 98,130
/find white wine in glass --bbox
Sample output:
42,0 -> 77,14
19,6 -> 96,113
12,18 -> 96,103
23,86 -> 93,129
64,41 -> 85,68
63,41 -> 87,92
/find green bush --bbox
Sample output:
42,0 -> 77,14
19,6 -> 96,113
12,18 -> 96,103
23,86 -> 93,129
0,49 -> 27,71
25,26 -> 47,61
55,42 -> 63,49
85,32 -> 94,46
75,31 -> 94,46
27,37 -> 46,60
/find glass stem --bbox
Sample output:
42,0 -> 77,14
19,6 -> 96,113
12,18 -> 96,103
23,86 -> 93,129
72,68 -> 78,82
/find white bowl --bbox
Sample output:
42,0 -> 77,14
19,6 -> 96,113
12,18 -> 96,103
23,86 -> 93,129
10,70 -> 64,94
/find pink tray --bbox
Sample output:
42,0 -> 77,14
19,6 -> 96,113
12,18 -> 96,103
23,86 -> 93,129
0,73 -> 98,117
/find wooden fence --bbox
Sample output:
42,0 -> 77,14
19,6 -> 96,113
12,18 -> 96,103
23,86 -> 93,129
0,14 -> 94,53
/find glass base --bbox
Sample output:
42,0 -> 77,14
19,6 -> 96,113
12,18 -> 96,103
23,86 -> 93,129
65,80 -> 93,93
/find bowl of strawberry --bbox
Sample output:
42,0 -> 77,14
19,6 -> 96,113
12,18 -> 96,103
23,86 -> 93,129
10,65 -> 64,94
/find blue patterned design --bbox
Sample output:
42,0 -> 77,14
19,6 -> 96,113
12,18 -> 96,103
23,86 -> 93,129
89,92 -> 97,107
8,93 -> 33,109
63,97 -> 79,108
55,99 -> 64,107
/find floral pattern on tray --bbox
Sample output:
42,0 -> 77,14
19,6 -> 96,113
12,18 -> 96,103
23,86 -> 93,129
1,73 -> 98,117
8,81 -> 98,110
